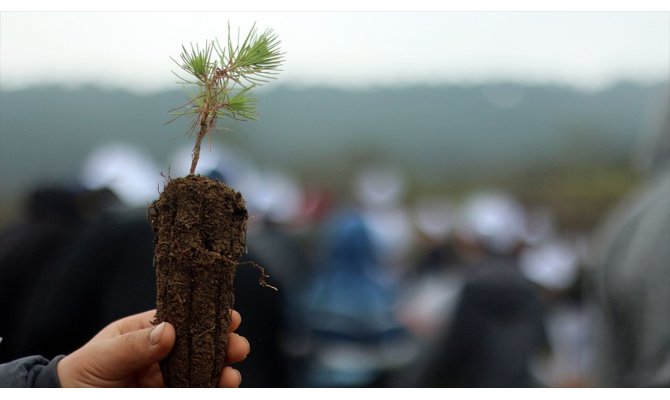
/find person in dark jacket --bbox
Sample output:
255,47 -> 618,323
9,208 -> 157,361
403,263 -> 549,387
0,309 -> 249,387
0,187 -> 88,362
590,104 -> 670,387
394,192 -> 550,387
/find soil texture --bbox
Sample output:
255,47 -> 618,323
150,174 -> 248,387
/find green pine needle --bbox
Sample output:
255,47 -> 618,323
168,23 -> 285,175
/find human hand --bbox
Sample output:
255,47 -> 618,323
56,309 -> 249,387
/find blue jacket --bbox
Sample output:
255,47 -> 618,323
0,355 -> 64,387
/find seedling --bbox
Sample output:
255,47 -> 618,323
150,24 -> 283,388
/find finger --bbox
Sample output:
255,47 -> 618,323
138,363 -> 165,388
116,310 -> 160,334
219,366 -> 242,388
98,321 -> 176,378
228,310 -> 241,332
96,310 -> 158,339
225,333 -> 250,363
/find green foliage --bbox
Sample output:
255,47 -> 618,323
169,23 -> 284,174
171,23 -> 283,128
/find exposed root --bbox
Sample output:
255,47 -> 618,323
239,260 -> 279,291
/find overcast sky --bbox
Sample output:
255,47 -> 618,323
1,11 -> 668,92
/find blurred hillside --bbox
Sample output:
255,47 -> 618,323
1,82 -> 667,230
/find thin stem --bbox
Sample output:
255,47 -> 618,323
189,119 -> 208,175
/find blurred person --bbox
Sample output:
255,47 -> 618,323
407,264 -> 549,387
298,209 -> 414,387
396,196 -> 465,341
352,163 -> 416,275
589,103 -> 670,387
0,309 -> 249,387
0,184 -> 120,362
519,237 -> 594,387
11,206 -> 157,360
394,191 -> 550,387
6,144 -> 162,360
396,237 -> 464,342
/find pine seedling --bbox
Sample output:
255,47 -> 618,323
170,23 -> 284,175
151,23 -> 284,387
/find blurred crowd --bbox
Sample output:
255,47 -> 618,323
0,106 -> 668,388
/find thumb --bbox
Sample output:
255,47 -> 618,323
101,322 -> 176,376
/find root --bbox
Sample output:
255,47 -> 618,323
156,167 -> 172,196
239,261 -> 278,291
194,326 -> 216,340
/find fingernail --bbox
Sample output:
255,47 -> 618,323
149,322 -> 165,345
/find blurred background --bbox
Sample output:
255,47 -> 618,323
1,11 -> 669,387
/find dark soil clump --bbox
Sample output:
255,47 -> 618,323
150,174 -> 248,387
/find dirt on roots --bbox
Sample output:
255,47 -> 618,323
149,174 -> 247,388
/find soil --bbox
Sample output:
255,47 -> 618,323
149,174 -> 248,387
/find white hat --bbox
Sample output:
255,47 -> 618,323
456,190 -> 528,253
81,143 -> 160,207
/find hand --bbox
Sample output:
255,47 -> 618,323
56,309 -> 249,387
